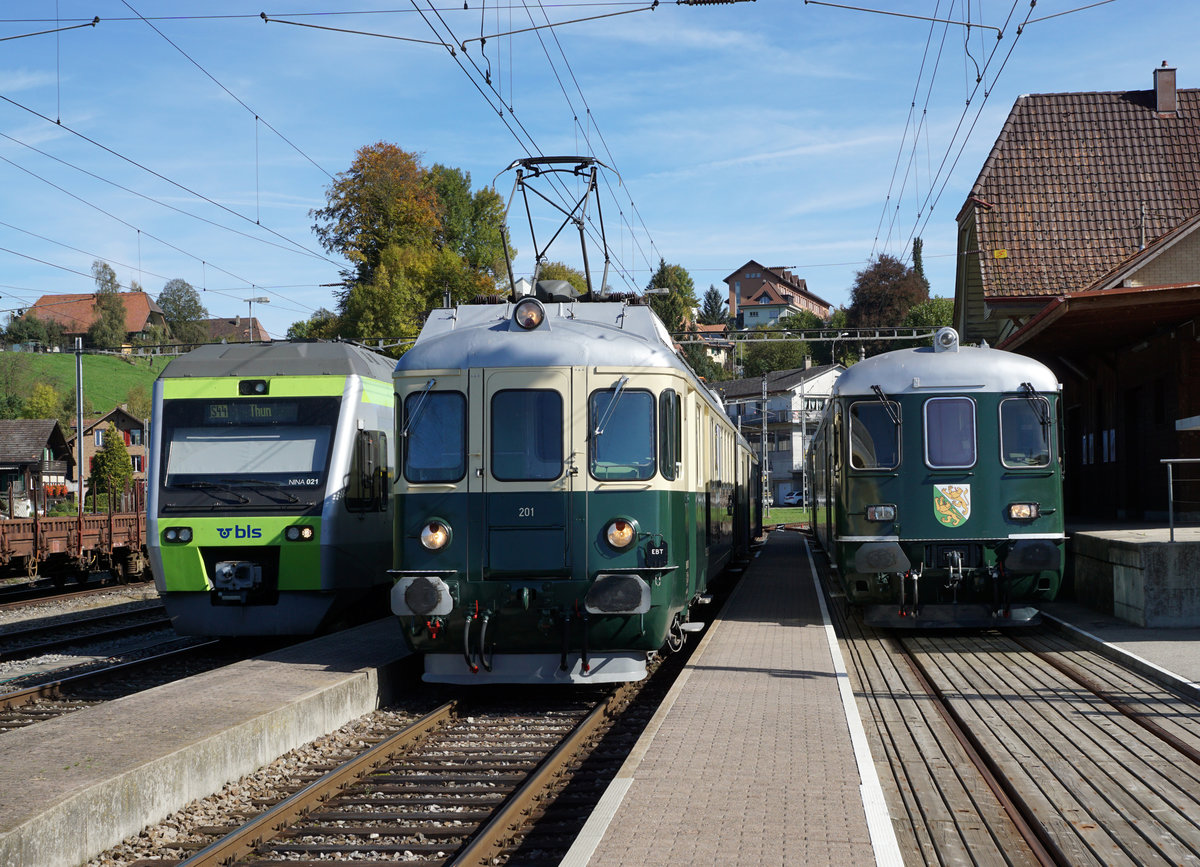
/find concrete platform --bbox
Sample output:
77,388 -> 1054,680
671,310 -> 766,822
0,619 -> 410,867
1041,599 -> 1200,698
563,529 -> 900,867
1069,524 -> 1200,627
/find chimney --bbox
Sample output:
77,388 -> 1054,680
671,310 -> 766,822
1154,62 -> 1177,116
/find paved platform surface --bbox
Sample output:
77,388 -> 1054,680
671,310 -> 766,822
1042,599 -> 1200,694
563,529 -> 898,867
0,619 -> 410,867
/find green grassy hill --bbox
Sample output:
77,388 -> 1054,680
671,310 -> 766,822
0,350 -> 171,419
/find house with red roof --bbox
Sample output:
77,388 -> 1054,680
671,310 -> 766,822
25,292 -> 169,346
723,261 -> 833,330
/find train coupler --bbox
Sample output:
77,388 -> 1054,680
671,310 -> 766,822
898,565 -> 922,618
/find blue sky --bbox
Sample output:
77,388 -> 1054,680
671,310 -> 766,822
1,1 -> 1196,340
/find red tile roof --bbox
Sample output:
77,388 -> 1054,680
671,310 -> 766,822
28,292 -> 167,335
963,86 -> 1200,299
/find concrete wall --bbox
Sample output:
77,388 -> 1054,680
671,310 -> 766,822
1071,531 -> 1200,627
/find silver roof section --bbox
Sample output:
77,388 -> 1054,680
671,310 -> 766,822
158,341 -> 396,381
398,302 -> 683,372
834,343 -> 1059,397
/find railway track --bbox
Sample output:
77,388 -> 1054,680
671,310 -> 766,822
0,573 -> 153,610
0,640 -> 222,732
826,555 -> 1200,865
0,604 -> 172,663
120,684 -> 637,866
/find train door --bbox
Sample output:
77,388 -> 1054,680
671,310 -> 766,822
475,368 -> 575,578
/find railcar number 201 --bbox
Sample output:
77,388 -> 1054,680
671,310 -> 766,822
518,507 -> 535,517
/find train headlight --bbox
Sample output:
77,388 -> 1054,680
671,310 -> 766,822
866,505 -> 896,522
513,298 -> 545,329
420,520 -> 452,550
605,518 -> 637,550
1008,503 -> 1040,520
285,525 -> 315,541
163,526 -> 192,543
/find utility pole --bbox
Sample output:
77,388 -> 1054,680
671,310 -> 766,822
246,296 -> 269,338
761,375 -> 769,514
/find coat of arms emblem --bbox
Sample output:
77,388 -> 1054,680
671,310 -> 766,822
934,484 -> 971,527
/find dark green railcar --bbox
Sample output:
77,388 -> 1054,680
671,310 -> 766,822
389,285 -> 761,683
808,328 -> 1063,627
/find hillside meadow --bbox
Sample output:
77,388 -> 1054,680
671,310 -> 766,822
0,350 -> 170,418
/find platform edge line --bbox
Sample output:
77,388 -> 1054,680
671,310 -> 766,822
805,536 -> 904,867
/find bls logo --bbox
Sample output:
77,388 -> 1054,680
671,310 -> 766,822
217,526 -> 263,540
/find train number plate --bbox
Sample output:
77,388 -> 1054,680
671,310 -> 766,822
646,543 -> 668,568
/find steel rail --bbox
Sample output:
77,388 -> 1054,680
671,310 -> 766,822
453,680 -> 637,865
0,610 -> 172,662
895,635 -> 1067,867
176,700 -> 458,867
0,639 -> 218,710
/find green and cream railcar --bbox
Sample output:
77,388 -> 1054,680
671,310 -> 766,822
148,341 -> 396,636
390,289 -> 760,683
809,327 -> 1064,627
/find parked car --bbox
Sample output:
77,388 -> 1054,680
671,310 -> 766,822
781,490 -> 806,506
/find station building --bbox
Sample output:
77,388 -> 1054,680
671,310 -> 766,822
953,64 -> 1200,523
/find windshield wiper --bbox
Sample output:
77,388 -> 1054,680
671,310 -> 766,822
1020,382 -> 1050,425
171,481 -> 250,504
594,376 -> 630,437
221,478 -> 300,503
401,378 -> 437,438
871,385 -> 901,426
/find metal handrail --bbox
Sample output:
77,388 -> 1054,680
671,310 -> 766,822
1160,458 -> 1200,541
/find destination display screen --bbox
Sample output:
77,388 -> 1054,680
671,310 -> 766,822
204,401 -> 300,425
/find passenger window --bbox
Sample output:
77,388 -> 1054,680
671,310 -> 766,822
659,389 -> 681,481
403,391 -> 466,483
346,429 -> 389,511
1000,397 -> 1051,467
925,397 -> 976,469
590,389 -> 655,480
491,390 -> 563,480
849,401 -> 900,470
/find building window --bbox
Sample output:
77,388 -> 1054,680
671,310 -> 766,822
131,455 -> 144,473
130,429 -> 143,446
94,429 -> 104,447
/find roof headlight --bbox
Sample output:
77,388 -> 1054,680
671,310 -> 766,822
285,525 -> 315,541
606,518 -> 637,550
163,526 -> 192,543
513,298 -> 545,330
420,520 -> 452,551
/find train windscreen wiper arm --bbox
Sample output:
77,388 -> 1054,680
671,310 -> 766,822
594,375 -> 630,437
221,478 -> 301,503
171,481 -> 250,504
871,385 -> 902,426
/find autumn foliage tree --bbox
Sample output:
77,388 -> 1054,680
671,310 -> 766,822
845,253 -> 929,330
307,143 -> 512,344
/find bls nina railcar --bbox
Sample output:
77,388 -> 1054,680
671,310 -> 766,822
148,341 -> 396,635
389,284 -> 761,683
808,327 -> 1064,627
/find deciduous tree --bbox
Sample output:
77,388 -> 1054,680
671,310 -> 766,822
157,278 -> 209,345
23,382 -> 60,419
311,142 -> 441,289
86,261 -> 127,350
845,254 -> 929,330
